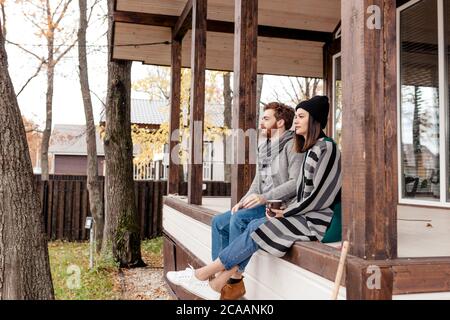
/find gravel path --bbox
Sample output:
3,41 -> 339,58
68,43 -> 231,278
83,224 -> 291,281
118,251 -> 174,300
119,268 -> 173,300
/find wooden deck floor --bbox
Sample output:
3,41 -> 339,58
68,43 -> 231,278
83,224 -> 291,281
174,196 -> 450,258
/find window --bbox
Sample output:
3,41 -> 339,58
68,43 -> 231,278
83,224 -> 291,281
446,0 -> 450,202
398,0 -> 449,206
162,165 -> 168,180
332,53 -> 342,148
203,141 -> 213,181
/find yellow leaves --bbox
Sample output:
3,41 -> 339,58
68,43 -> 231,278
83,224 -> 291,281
131,124 -> 169,166
133,68 -> 226,111
131,119 -> 225,167
131,67 -> 231,167
132,67 -> 171,101
97,124 -> 105,140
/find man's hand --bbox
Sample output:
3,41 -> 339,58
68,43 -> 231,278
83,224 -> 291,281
231,202 -> 242,214
242,194 -> 266,209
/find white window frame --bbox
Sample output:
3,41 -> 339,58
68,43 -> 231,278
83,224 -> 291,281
397,0 -> 450,207
332,52 -> 342,142
203,141 -> 213,181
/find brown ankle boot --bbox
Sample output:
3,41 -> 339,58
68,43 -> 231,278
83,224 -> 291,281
220,279 -> 246,300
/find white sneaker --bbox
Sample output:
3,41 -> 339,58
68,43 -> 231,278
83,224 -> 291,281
166,265 -> 195,286
182,275 -> 220,300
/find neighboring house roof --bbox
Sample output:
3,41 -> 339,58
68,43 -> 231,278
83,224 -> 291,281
100,99 -> 226,127
131,99 -> 167,125
49,124 -> 106,156
51,100 -> 226,157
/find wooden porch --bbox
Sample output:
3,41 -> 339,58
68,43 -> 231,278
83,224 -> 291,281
163,196 -> 450,299
110,0 -> 450,299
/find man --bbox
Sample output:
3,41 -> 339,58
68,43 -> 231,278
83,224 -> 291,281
212,102 -> 303,300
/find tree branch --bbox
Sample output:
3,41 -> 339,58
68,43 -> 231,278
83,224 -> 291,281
26,0 -> 47,14
46,0 -> 51,25
5,39 -> 45,61
90,88 -> 106,108
313,78 -> 320,96
271,89 -> 283,104
288,77 -> 301,103
296,77 -> 306,98
16,60 -> 45,97
54,38 -> 77,65
26,128 -> 44,134
22,12 -> 46,37
87,0 -> 101,25
54,0 -> 73,28
52,0 -> 66,21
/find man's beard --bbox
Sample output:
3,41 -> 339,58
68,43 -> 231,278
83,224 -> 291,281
262,124 -> 278,138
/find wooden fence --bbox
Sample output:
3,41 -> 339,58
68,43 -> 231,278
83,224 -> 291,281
35,175 -> 230,241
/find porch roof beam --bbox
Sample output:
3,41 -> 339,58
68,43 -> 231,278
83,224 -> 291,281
173,0 -> 193,41
113,10 -> 333,42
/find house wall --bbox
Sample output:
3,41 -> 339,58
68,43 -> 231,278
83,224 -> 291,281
53,155 -> 105,176
397,204 -> 450,258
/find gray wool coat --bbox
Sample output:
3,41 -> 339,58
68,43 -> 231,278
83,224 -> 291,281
241,139 -> 304,207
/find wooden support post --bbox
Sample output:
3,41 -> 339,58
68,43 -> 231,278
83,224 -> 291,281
231,0 -> 258,206
187,0 -> 207,205
341,0 -> 398,260
168,36 -> 181,195
346,260 -> 394,300
341,0 -> 397,299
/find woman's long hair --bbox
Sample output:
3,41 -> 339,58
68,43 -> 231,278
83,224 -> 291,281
293,114 -> 323,153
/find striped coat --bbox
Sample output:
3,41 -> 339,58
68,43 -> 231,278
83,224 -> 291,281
251,137 -> 342,258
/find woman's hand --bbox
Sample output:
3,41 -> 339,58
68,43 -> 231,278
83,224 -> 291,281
265,207 -> 285,219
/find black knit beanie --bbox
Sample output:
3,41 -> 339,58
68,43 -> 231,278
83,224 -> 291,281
295,96 -> 330,129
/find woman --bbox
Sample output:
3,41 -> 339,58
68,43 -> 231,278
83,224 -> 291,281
166,96 -> 342,300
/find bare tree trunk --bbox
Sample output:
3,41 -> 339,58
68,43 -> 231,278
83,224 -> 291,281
102,0 -> 144,268
1,3 -> 6,38
312,78 -> 320,97
222,72 -> 232,183
0,19 -> 54,300
78,0 -> 103,253
304,78 -> 311,100
40,36 -> 54,181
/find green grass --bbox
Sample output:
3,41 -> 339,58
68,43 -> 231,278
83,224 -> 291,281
48,241 -> 120,300
48,237 -> 164,300
141,237 -> 163,255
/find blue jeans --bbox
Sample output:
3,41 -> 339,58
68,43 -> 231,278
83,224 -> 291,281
211,205 -> 266,265
218,217 -> 267,272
